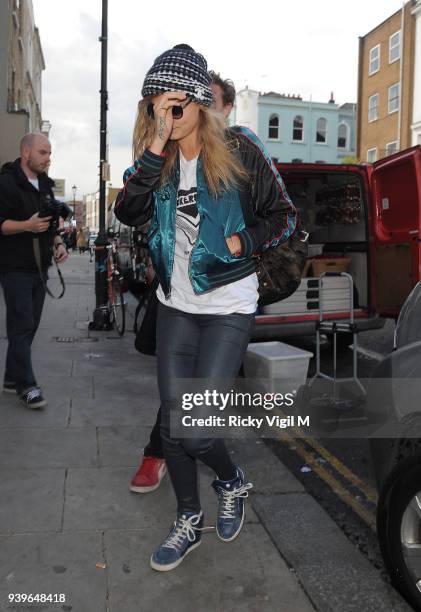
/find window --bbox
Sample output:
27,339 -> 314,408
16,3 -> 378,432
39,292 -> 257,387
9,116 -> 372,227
338,123 -> 348,149
316,118 -> 327,143
293,115 -> 304,141
388,83 -> 400,114
291,158 -> 303,163
369,44 -> 380,75
386,141 -> 398,156
367,148 -> 377,163
389,31 -> 401,63
368,94 -> 379,122
268,114 -> 279,139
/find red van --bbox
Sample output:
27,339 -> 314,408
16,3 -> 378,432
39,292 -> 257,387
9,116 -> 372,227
252,145 -> 421,341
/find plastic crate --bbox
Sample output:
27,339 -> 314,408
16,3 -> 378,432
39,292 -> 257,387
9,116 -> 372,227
243,341 -> 313,394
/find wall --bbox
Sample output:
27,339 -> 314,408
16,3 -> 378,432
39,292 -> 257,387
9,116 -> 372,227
357,2 -> 415,161
412,0 -> 421,145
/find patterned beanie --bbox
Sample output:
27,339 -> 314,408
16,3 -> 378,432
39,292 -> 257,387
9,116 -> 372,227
141,44 -> 213,107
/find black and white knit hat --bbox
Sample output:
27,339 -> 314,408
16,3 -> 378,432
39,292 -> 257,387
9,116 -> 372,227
141,44 -> 213,107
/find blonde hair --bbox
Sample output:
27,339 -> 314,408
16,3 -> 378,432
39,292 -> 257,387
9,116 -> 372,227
132,99 -> 247,197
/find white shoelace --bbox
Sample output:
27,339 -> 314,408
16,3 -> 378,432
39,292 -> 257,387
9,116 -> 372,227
162,513 -> 203,551
25,389 -> 41,402
219,482 -> 253,519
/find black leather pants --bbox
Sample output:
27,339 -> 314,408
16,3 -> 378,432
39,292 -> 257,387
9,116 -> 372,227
156,302 -> 254,514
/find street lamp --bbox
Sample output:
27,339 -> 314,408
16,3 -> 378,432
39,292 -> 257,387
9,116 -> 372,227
89,0 -> 110,331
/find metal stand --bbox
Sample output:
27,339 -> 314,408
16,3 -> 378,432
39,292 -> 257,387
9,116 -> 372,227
309,272 -> 366,399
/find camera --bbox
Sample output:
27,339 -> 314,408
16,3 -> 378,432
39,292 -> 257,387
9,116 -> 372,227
38,194 -> 73,232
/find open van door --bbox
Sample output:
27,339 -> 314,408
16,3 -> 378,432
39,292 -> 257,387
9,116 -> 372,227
370,146 -> 421,316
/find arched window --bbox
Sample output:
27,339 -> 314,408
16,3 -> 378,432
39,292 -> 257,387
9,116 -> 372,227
316,118 -> 327,143
293,115 -> 304,141
268,114 -> 279,139
338,123 -> 348,149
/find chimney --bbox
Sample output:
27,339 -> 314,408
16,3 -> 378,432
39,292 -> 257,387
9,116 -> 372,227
329,91 -> 335,104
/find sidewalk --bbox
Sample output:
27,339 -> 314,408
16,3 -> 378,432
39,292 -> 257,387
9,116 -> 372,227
0,255 -> 411,612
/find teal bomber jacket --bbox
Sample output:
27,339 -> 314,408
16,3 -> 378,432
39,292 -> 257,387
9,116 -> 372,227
114,126 -> 297,298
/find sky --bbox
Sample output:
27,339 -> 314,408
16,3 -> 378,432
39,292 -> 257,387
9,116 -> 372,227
32,0 -> 405,200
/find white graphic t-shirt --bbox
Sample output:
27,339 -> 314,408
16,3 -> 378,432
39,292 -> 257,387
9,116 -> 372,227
156,151 -> 258,314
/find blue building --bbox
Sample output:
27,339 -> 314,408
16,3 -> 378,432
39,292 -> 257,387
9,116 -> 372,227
230,88 -> 357,164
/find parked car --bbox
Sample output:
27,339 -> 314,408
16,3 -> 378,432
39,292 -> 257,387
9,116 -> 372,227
369,281 -> 421,610
252,145 -> 421,342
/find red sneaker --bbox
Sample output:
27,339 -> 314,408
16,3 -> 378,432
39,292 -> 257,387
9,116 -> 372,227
130,457 -> 167,493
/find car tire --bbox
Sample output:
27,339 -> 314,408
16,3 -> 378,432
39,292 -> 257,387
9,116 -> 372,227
377,451 -> 421,611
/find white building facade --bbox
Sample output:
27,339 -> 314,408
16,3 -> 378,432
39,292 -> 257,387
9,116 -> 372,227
230,88 -> 357,164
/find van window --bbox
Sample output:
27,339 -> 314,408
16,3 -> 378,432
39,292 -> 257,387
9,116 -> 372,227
283,172 -> 366,243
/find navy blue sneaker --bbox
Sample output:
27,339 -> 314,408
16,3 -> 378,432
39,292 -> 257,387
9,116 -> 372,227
150,511 -> 204,571
212,467 -> 253,542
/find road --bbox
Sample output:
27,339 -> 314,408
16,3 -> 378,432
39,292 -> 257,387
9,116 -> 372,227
264,318 -> 397,582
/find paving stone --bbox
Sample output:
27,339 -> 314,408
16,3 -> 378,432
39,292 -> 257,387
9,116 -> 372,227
0,532 -> 106,612
97,426 -> 159,466
230,438 -> 305,494
0,397 -> 70,428
72,354 -> 155,377
69,396 -> 160,428
104,524 -> 315,612
63,466 -> 258,532
40,375 -> 94,399
0,428 -> 97,469
93,374 -> 158,399
0,470 -> 65,534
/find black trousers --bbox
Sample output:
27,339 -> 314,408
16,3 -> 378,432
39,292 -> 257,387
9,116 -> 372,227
0,271 -> 46,394
156,302 -> 254,514
144,407 -> 163,458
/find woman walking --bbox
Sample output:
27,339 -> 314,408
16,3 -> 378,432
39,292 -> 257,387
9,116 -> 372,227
76,227 -> 86,253
115,44 -> 296,572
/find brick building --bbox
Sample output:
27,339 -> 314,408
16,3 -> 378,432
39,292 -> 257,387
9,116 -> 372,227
0,0 -> 49,165
357,1 -> 416,162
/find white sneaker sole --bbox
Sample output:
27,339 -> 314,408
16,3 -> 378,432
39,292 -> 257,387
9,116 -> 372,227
129,465 -> 167,493
216,510 -> 245,542
150,540 -> 201,572
19,397 -> 47,409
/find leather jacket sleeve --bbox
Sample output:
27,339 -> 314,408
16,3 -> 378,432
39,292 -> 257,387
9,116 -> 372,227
114,149 -> 165,227
227,126 -> 297,257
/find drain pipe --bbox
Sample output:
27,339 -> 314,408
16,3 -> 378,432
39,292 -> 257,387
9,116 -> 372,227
397,2 -> 405,150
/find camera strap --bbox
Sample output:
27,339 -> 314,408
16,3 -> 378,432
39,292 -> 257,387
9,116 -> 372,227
32,237 -> 65,299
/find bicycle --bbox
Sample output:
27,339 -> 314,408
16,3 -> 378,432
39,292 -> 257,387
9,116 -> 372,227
105,240 -> 126,336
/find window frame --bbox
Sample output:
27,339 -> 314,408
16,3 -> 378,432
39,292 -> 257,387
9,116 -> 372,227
368,93 -> 379,123
315,117 -> 327,144
388,82 -> 400,114
389,30 -> 401,64
385,141 -> 398,156
292,115 -> 304,142
337,122 -> 348,149
267,114 -> 280,140
369,44 -> 381,76
367,147 -> 377,163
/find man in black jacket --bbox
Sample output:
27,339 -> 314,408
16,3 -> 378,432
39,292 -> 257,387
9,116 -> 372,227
0,133 -> 68,408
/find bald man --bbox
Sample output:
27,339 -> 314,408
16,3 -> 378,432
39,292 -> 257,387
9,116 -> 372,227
0,133 -> 68,408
